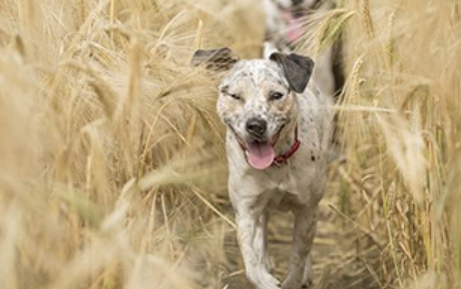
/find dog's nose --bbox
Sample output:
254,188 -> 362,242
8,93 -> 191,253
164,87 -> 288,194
246,117 -> 267,138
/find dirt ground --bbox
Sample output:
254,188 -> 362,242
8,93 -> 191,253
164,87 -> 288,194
220,167 -> 392,289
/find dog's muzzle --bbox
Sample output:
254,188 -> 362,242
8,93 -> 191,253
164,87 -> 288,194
245,117 -> 267,140
228,119 -> 291,171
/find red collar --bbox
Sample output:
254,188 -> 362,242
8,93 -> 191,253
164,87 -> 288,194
272,126 -> 301,166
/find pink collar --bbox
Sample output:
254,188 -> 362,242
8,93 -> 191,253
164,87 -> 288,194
272,126 -> 301,166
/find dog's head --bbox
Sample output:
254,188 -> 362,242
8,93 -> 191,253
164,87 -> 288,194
192,48 -> 314,170
264,0 -> 323,43
269,0 -> 319,10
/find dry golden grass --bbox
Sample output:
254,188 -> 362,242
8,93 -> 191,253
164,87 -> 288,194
0,1 -> 263,288
334,0 -> 461,288
0,0 -> 459,289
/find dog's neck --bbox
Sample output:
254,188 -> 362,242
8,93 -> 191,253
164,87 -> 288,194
273,117 -> 299,159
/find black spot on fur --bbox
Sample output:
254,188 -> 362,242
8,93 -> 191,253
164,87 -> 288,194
191,48 -> 239,72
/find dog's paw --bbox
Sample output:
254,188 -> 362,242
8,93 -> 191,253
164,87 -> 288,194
247,268 -> 280,289
301,279 -> 313,289
280,280 -> 302,289
280,272 -> 305,289
260,272 -> 280,289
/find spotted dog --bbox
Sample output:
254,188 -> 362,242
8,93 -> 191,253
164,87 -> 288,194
192,48 -> 334,289
263,0 -> 344,99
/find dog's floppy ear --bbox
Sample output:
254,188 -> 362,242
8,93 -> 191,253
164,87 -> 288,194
269,52 -> 315,93
191,48 -> 239,72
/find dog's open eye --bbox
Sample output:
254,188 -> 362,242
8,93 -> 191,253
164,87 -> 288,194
269,91 -> 284,101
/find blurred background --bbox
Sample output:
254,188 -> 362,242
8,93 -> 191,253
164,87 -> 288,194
0,0 -> 459,288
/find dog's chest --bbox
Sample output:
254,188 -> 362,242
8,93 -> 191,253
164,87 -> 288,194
265,158 -> 325,203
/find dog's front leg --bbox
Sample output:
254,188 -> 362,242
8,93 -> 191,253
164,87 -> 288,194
233,198 -> 280,289
302,254 -> 313,288
282,207 -> 317,289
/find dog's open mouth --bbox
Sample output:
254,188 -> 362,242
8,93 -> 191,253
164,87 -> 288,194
230,125 -> 284,170
281,10 -> 305,42
245,140 -> 275,170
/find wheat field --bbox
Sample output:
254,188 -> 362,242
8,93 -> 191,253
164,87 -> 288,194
0,0 -> 459,289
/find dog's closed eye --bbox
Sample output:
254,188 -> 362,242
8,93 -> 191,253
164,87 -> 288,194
229,93 -> 242,100
221,86 -> 242,100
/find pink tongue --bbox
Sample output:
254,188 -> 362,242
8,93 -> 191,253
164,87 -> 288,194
282,12 -> 304,42
247,142 -> 275,170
